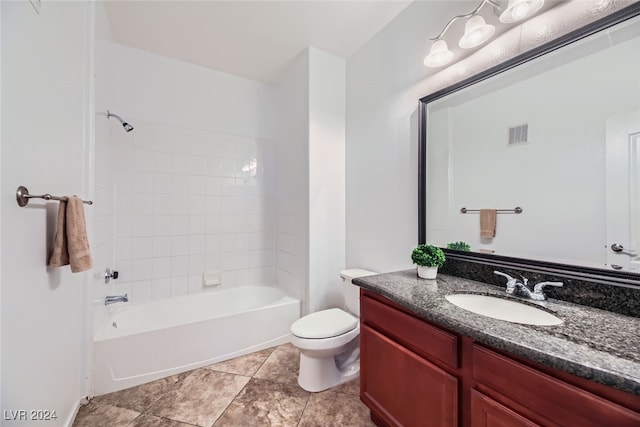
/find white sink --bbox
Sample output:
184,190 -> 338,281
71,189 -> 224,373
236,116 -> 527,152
445,294 -> 562,326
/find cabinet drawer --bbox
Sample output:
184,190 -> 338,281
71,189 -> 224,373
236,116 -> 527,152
471,389 -> 540,427
361,295 -> 458,369
472,345 -> 640,427
361,325 -> 458,427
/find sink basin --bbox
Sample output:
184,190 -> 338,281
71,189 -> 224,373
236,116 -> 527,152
445,294 -> 562,326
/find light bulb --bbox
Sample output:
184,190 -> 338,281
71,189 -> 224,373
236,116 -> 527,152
459,15 -> 495,49
500,0 -> 544,23
424,40 -> 454,68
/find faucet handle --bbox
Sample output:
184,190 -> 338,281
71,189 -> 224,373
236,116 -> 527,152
533,281 -> 563,294
494,271 -> 518,293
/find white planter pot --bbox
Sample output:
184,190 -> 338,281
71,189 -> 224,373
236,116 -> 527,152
417,266 -> 438,279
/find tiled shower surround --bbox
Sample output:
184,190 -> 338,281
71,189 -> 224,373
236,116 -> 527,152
109,119 -> 276,303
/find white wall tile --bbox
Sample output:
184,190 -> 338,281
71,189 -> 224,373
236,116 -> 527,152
171,276 -> 189,297
189,215 -> 206,235
189,195 -> 205,215
115,238 -> 132,261
153,194 -> 173,215
152,257 -> 172,278
132,215 -> 153,237
236,269 -> 249,286
206,196 -> 221,214
189,176 -> 206,195
171,174 -> 190,195
133,194 -> 154,216
115,215 -> 133,237
189,254 -> 205,275
171,215 -> 190,235
221,270 -> 236,286
132,258 -> 153,281
114,259 -> 133,283
108,118 -> 278,306
153,173 -> 173,193
172,154 -> 191,174
152,278 -> 172,300
131,280 -> 153,304
171,256 -> 189,276
188,275 -> 203,293
189,235 -> 205,255
152,236 -> 172,257
153,215 -> 172,236
205,158 -> 221,176
153,152 -> 172,173
169,194 -> 188,215
132,171 -> 153,194
132,237 -> 153,259
188,155 -> 206,175
171,235 -> 189,256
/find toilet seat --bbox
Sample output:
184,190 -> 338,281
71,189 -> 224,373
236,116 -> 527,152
290,308 -> 358,339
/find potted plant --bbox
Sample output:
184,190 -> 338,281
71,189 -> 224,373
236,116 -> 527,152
411,244 -> 446,279
447,241 -> 471,251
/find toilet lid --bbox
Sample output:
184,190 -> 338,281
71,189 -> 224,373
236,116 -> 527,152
290,308 -> 358,339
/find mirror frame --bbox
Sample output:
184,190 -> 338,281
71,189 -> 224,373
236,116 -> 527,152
418,2 -> 640,288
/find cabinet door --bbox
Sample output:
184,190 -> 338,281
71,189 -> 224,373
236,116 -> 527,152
471,390 -> 539,427
361,325 -> 458,427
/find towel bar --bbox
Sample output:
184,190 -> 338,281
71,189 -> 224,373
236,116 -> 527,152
460,207 -> 522,214
16,186 -> 93,207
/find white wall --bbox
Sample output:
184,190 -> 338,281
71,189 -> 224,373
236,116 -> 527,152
1,2 -> 93,425
94,42 -> 278,312
308,48 -> 346,312
346,1 -> 471,273
274,48 -> 346,314
345,0 -> 634,273
275,51 -> 310,306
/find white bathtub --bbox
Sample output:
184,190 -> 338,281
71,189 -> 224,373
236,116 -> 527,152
93,285 -> 300,395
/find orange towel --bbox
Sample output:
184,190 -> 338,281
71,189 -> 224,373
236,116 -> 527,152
49,196 -> 92,273
480,209 -> 497,239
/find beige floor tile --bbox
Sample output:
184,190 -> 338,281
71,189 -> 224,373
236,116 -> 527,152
93,371 -> 191,412
330,377 -> 360,396
297,390 -> 375,427
213,378 -> 309,427
71,401 -> 139,427
205,347 -> 275,376
127,414 -> 195,427
253,345 -> 300,386
146,368 -> 250,427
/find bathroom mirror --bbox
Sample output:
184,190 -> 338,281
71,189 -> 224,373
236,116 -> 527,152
419,4 -> 640,286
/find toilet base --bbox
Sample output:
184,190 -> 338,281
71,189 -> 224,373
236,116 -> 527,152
298,351 -> 360,392
296,335 -> 360,392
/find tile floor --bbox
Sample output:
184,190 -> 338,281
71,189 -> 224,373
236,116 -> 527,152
73,344 -> 375,427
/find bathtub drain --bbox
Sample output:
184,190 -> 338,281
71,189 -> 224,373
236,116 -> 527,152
112,322 -> 118,328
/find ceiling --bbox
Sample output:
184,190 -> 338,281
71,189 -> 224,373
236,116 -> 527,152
104,0 -> 415,84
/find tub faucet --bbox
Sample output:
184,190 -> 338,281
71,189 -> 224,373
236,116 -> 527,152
105,294 -> 128,305
494,271 -> 563,301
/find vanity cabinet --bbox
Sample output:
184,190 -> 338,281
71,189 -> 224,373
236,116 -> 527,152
360,290 -> 640,427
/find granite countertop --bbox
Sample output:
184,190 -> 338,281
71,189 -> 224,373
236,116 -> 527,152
354,270 -> 640,396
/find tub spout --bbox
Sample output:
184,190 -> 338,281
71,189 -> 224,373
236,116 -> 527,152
105,294 -> 128,305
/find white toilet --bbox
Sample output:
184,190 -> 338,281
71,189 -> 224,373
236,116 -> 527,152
290,268 -> 377,392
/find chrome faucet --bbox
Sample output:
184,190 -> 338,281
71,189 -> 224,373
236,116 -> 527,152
494,271 -> 563,301
105,294 -> 128,305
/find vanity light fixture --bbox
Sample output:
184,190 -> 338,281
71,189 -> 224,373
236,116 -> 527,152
459,15 -> 495,49
424,40 -> 455,68
500,0 -> 545,23
424,0 -> 546,68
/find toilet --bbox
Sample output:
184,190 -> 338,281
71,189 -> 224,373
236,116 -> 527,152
290,268 -> 377,392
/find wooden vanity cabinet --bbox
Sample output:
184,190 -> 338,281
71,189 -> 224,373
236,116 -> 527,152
360,290 -> 640,427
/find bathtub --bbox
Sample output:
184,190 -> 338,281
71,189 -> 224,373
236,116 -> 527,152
93,285 -> 300,395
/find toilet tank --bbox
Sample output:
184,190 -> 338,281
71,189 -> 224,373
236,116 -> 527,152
340,269 -> 377,316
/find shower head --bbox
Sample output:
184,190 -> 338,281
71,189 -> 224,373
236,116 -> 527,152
106,110 -> 134,132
